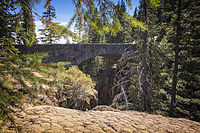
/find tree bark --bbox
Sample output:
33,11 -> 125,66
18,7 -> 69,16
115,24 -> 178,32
140,0 -> 151,113
120,84 -> 128,110
170,0 -> 182,117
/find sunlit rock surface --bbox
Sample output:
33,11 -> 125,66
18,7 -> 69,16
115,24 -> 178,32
2,105 -> 200,133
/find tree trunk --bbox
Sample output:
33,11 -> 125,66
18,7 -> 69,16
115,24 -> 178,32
170,0 -> 182,117
120,84 -> 128,110
141,0 -> 151,113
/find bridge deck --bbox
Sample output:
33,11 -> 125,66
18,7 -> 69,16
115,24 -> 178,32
2,44 -> 136,65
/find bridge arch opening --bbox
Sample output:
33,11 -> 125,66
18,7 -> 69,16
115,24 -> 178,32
79,55 -> 118,105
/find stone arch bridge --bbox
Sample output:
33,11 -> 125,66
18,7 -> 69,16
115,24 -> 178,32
14,44 -> 136,65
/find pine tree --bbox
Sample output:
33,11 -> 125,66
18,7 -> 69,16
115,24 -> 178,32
40,0 -> 58,44
106,0 -> 132,43
0,0 -> 15,44
0,0 -> 54,131
119,0 -> 133,43
16,0 -> 37,45
152,0 -> 200,121
131,7 -> 139,41
174,0 -> 200,121
0,45 -> 52,130
169,0 -> 182,117
130,0 -> 153,113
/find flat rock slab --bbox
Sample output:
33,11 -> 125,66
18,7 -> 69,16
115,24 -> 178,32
2,105 -> 200,133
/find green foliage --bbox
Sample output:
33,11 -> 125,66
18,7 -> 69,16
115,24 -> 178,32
0,0 -> 16,43
39,0 -> 58,44
17,0 -> 38,45
174,0 -> 200,121
107,0 -> 135,43
0,0 -> 38,46
79,56 -> 114,81
0,44 -> 54,131
127,0 -> 200,121
123,13 -> 147,32
40,20 -> 80,43
67,0 -> 147,38
64,66 -> 95,89
0,1 -> 57,127
53,65 -> 97,110
52,65 -> 95,90
147,0 -> 160,8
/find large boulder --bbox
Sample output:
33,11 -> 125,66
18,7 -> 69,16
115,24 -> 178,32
1,105 -> 200,133
60,86 -> 98,111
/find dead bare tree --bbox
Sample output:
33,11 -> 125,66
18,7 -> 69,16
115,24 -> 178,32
111,45 -> 136,110
111,42 -> 151,111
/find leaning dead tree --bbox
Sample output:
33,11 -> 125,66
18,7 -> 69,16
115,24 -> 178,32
111,43 -> 151,111
111,44 -> 136,110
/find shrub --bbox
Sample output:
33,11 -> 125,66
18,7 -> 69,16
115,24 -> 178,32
54,66 -> 97,110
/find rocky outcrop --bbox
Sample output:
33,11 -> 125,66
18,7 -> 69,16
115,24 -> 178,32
2,105 -> 200,133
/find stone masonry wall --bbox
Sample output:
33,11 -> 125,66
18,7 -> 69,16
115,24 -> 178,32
14,44 -> 135,65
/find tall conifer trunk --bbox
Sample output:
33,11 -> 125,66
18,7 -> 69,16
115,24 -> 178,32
141,0 -> 151,112
170,0 -> 182,117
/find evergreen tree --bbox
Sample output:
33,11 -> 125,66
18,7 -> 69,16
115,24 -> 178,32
169,0 -> 182,117
0,0 -> 54,131
148,0 -> 200,121
129,0 -> 153,113
131,7 -> 139,41
88,29 -> 106,43
16,0 -> 37,45
40,0 -> 58,44
107,0 -> 132,43
172,0 -> 200,121
0,0 -> 16,44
